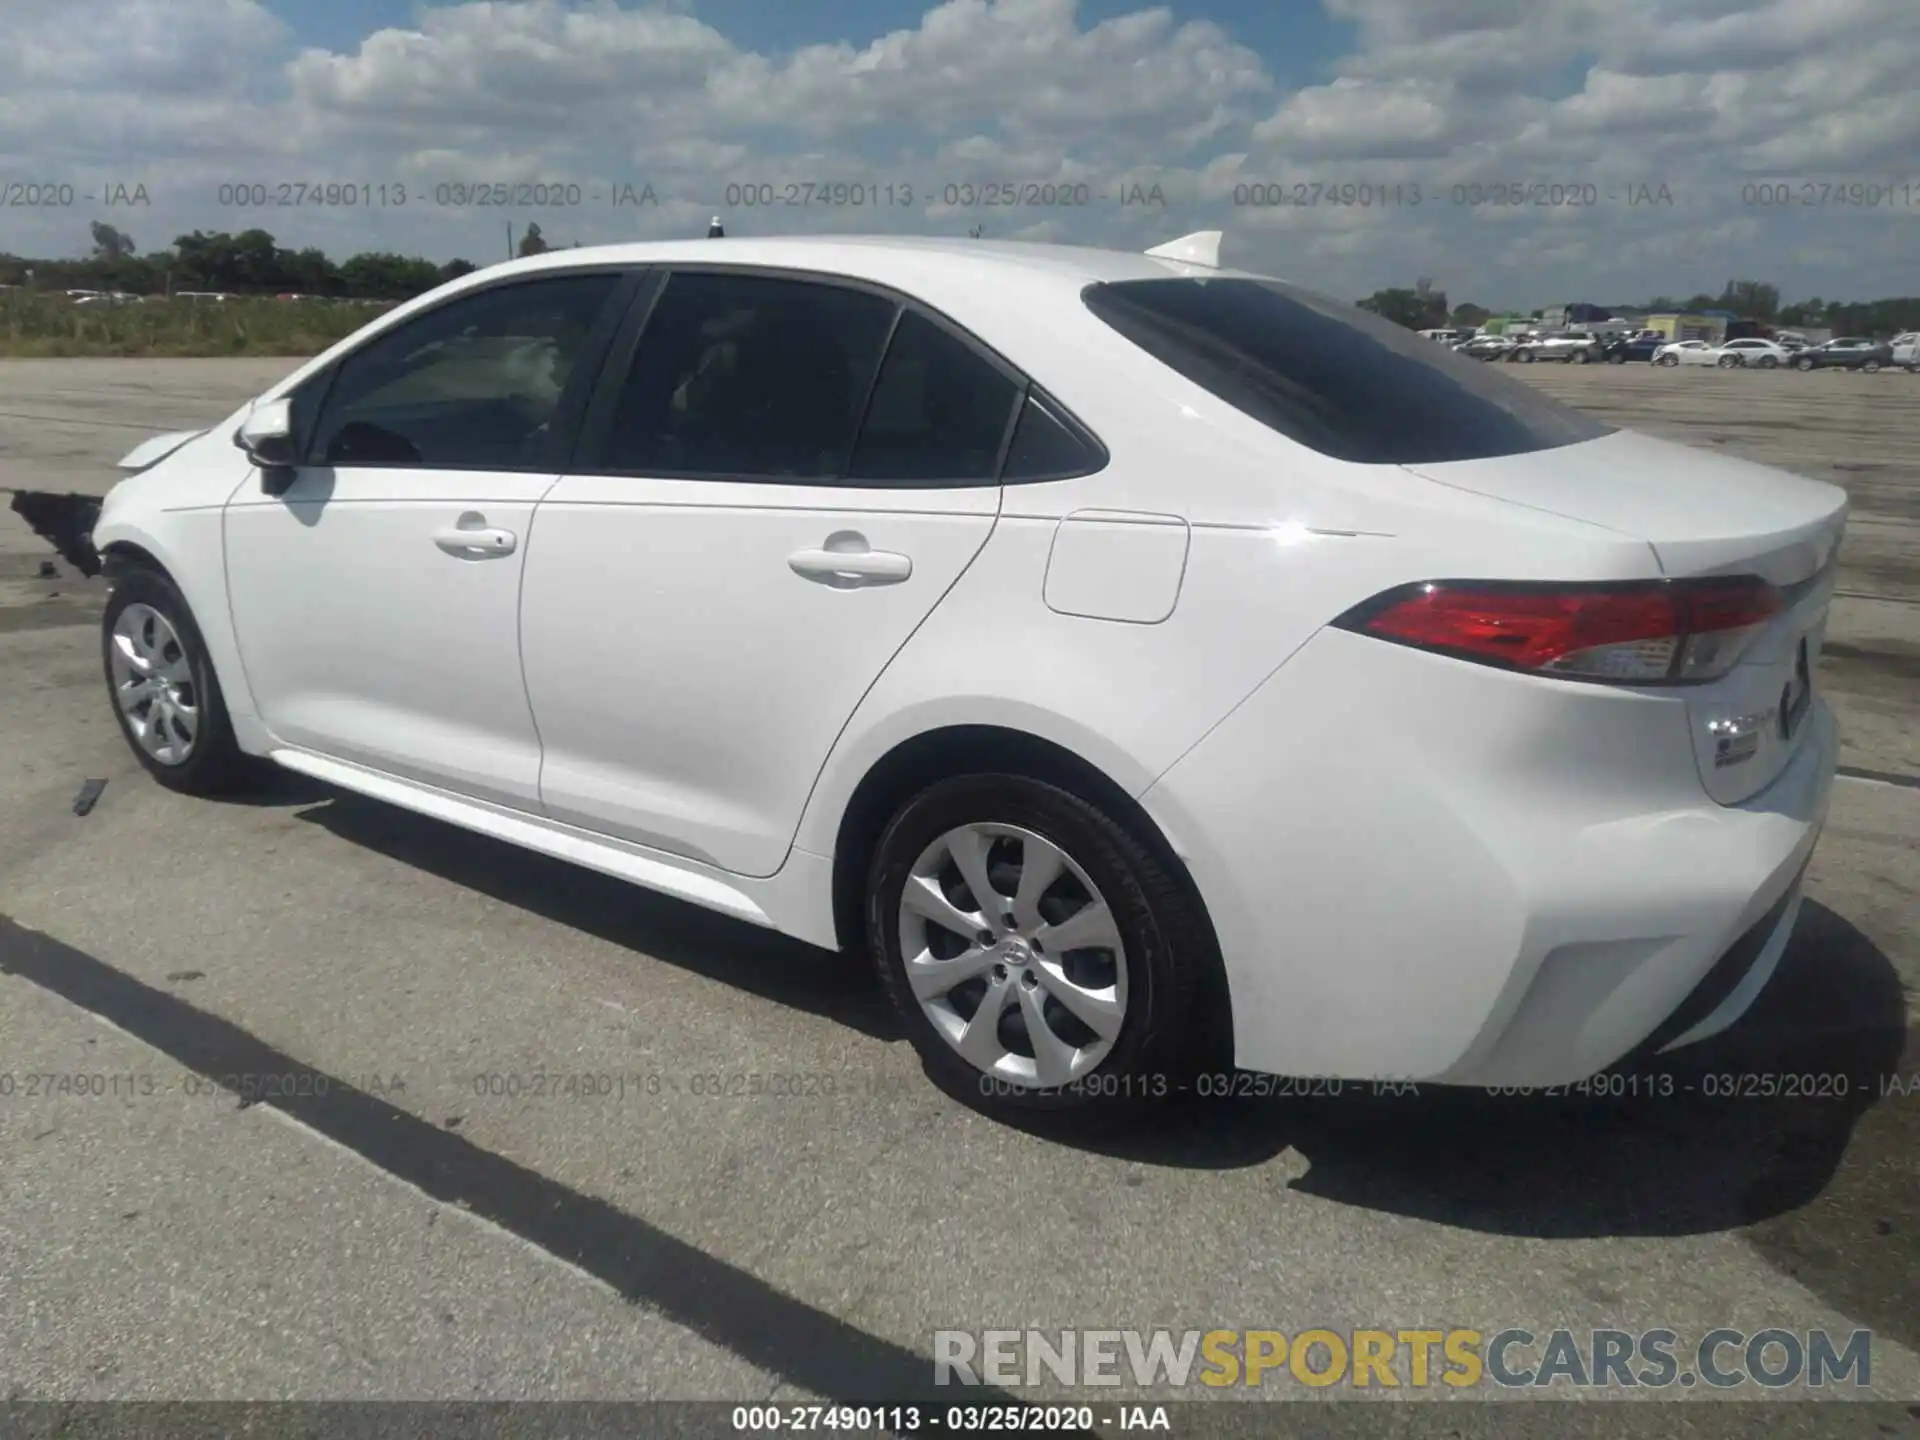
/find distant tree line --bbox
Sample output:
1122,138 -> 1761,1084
0,224 -> 482,301
11,231 -> 1919,335
1360,276 -> 1920,336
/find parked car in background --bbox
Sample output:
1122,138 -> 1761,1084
1509,331 -> 1606,364
1791,337 -> 1893,372
1602,332 -> 1667,364
1889,332 -> 1920,371
1653,339 -> 1720,367
1456,334 -> 1515,361
1711,338 -> 1793,369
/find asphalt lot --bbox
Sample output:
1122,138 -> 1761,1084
1,358 -> 1916,1433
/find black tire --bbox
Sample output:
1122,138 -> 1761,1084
1718,354 -> 1740,368
866,774 -> 1217,1116
1519,349 -> 1536,363
1862,360 -> 1881,373
101,565 -> 255,795
1795,357 -> 1815,371
1608,351 -> 1626,364
1573,349 -> 1591,364
1758,355 -> 1778,368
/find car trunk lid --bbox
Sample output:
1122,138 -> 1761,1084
1401,429 -> 1848,803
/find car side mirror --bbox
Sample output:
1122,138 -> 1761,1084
236,399 -> 299,494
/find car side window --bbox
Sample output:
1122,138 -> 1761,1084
599,272 -> 896,480
284,369 -> 330,456
1000,390 -> 1107,481
306,273 -> 622,470
847,310 -> 1021,485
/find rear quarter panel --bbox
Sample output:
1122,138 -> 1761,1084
790,416 -> 1664,861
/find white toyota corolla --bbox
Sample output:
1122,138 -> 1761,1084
90,231 -> 1843,1117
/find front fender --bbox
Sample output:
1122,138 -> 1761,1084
93,491 -> 270,754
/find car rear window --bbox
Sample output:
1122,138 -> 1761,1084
1082,277 -> 1615,465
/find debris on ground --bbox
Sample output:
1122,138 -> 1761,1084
6,489 -> 104,576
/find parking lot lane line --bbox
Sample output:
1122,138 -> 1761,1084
0,914 -> 1046,1414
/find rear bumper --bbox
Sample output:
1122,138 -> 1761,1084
1140,628 -> 1838,1085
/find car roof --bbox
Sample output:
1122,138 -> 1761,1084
476,234 -> 1244,293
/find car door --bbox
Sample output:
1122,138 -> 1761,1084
519,268 -> 1023,877
223,269 -> 634,809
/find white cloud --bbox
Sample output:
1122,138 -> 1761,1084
0,0 -> 1913,306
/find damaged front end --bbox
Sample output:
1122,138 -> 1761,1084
7,489 -> 104,576
5,425 -> 208,579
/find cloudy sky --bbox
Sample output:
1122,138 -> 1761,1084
3,0 -> 1916,308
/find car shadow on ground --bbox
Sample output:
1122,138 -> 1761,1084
285,786 -> 900,1040
281,785 -> 1913,1348
1025,898 -> 1916,1352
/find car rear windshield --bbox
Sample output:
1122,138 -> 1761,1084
1082,277 -> 1615,465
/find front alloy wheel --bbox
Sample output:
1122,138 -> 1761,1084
101,565 -> 254,794
109,603 -> 199,765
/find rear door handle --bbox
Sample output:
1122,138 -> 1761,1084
788,534 -> 912,587
433,513 -> 517,558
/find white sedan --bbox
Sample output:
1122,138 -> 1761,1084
1712,338 -> 1794,368
1652,339 -> 1721,366
88,230 -> 1843,1118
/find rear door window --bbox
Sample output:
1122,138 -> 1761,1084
847,310 -> 1021,485
1082,277 -> 1614,465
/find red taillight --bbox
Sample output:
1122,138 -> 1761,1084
1334,577 -> 1782,684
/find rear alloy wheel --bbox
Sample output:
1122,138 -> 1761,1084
1658,354 -> 1677,366
102,566 -> 254,794
1718,354 -> 1741,368
1573,348 -> 1591,364
1863,360 -> 1881,373
867,775 -> 1212,1114
1795,357 -> 1815,371
1758,355 -> 1779,368
1608,352 -> 1626,364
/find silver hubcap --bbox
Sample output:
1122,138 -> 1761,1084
897,823 -> 1127,1089
109,603 -> 198,765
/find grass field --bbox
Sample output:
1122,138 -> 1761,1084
0,293 -> 398,357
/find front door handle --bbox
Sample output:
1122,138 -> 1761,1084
788,533 -> 912,587
434,512 -> 517,558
